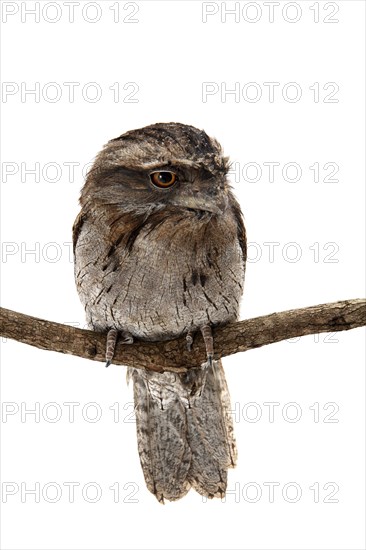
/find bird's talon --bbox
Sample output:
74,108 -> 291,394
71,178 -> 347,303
105,328 -> 118,367
200,324 -> 214,367
186,333 -> 193,352
105,329 -> 133,368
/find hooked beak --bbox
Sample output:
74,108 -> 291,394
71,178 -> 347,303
182,195 -> 228,214
175,182 -> 228,215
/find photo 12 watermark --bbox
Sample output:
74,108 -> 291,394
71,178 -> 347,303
201,480 -> 340,504
201,2 -> 340,24
0,241 -> 341,264
1,81 -> 140,103
246,241 -> 340,264
1,160 -> 341,185
2,161 -> 93,184
1,400 -> 340,424
201,82 -> 340,103
228,161 -> 340,184
1,481 -> 140,504
1,1 -> 140,24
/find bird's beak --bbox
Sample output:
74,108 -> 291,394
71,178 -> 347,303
182,189 -> 228,215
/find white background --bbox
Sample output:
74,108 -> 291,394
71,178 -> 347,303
0,1 -> 365,549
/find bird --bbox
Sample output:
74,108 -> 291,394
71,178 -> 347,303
73,122 -> 246,502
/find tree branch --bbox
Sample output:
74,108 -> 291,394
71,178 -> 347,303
0,299 -> 365,373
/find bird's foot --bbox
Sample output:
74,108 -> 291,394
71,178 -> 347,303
186,325 -> 214,367
105,329 -> 134,367
186,331 -> 194,351
200,324 -> 214,367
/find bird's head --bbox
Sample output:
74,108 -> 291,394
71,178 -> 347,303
81,122 -> 231,217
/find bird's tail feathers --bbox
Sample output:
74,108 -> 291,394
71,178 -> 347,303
130,360 -> 237,502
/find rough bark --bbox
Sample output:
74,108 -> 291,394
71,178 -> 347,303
0,299 -> 365,373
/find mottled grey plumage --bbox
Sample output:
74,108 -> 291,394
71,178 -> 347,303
73,122 -> 246,502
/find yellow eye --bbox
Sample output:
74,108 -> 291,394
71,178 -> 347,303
150,171 -> 177,188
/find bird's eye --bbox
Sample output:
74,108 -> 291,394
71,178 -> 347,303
150,171 -> 177,188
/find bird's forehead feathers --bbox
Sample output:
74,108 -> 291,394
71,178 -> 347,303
97,122 -> 229,175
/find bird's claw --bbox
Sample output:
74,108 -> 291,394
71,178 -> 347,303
200,324 -> 214,367
186,325 -> 214,365
105,328 -> 133,367
120,334 -> 134,345
186,332 -> 193,352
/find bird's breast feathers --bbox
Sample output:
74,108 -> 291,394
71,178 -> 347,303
74,206 -> 244,339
